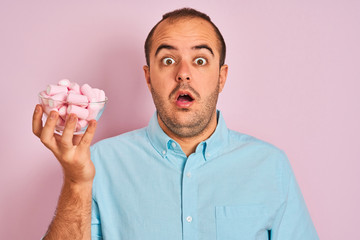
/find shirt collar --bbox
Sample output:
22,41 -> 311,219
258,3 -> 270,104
146,110 -> 229,160
146,112 -> 172,158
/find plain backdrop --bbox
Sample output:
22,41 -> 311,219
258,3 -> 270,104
1,0 -> 359,239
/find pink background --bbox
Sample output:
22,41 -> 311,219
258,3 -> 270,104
1,1 -> 359,239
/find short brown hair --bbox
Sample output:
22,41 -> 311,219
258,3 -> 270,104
144,8 -> 226,67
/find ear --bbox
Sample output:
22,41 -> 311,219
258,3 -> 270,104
218,64 -> 228,93
143,65 -> 151,92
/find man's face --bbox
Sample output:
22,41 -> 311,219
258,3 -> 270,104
144,17 -> 228,138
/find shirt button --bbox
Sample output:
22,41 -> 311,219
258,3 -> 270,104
186,216 -> 192,223
162,150 -> 166,155
206,153 -> 211,157
171,142 -> 176,148
186,172 -> 191,178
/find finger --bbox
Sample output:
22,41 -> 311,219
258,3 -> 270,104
73,135 -> 83,146
60,114 -> 78,149
78,120 -> 97,149
32,104 -> 43,138
40,110 -> 60,150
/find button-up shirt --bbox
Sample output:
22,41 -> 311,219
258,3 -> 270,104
90,111 -> 318,240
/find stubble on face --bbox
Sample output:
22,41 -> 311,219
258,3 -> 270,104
146,17 -> 227,140
150,78 -> 220,138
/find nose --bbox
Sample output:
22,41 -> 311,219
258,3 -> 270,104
175,61 -> 191,82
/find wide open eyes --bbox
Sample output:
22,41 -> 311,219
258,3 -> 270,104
161,57 -> 207,66
162,57 -> 175,66
194,57 -> 207,66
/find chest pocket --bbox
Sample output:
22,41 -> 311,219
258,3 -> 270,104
215,205 -> 270,240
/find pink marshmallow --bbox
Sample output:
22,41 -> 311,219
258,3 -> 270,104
56,117 -> 76,132
67,105 -> 89,119
46,84 -> 68,96
40,80 -> 106,133
58,79 -> 71,88
92,88 -> 100,101
50,93 -> 67,101
58,105 -> 67,118
69,82 -> 81,94
56,117 -> 65,127
76,119 -> 88,131
49,93 -> 67,108
39,91 -> 50,105
78,119 -> 88,128
81,84 -> 97,102
86,104 -> 102,120
55,125 -> 65,132
91,88 -> 105,102
43,105 -> 58,116
98,90 -> 106,102
67,93 -> 88,107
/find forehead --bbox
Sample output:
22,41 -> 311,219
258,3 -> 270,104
150,17 -> 219,54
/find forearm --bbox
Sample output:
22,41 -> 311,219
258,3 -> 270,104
43,180 -> 93,240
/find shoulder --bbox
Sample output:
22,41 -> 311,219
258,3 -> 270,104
91,127 -> 148,151
226,129 -> 295,194
227,129 -> 286,158
90,127 -> 152,180
225,129 -> 292,176
90,127 -> 153,164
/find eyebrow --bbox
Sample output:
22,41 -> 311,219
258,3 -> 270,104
192,44 -> 214,56
154,44 -> 214,57
155,44 -> 177,56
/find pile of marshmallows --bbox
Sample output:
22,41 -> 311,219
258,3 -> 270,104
39,79 -> 106,132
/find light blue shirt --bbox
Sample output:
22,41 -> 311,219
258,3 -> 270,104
90,111 -> 318,240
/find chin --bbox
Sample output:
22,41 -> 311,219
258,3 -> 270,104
172,110 -> 195,121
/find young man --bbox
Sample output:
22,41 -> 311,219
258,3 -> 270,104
33,8 -> 319,240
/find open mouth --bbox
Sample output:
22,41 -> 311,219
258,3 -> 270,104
177,93 -> 194,103
175,91 -> 195,108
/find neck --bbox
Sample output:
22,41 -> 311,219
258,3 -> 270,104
158,111 -> 218,157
